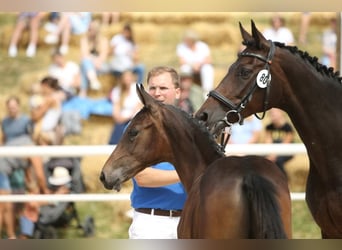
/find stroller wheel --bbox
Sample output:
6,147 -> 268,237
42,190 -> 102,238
34,225 -> 58,239
82,216 -> 95,237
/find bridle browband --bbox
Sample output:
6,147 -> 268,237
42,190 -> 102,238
208,40 -> 276,151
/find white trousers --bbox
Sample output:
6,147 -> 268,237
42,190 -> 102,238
128,210 -> 180,239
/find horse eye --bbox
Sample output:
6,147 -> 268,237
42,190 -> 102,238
238,68 -> 251,79
128,128 -> 139,141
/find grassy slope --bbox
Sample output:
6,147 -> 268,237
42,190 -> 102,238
1,12 -> 335,238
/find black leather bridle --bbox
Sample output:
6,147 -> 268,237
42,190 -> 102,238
208,40 -> 276,151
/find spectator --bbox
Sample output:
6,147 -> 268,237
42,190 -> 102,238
80,19 -> 110,94
176,29 -> 214,95
129,66 -> 186,239
264,108 -> 295,175
229,116 -> 263,145
30,76 -> 64,146
8,12 -> 45,57
0,96 -> 49,239
262,14 -> 295,45
44,12 -> 92,55
101,12 -> 120,26
48,50 -> 82,98
19,166 -> 72,239
321,17 -> 337,69
177,70 -> 205,114
298,12 -> 311,45
109,23 -> 145,84
108,70 -> 142,145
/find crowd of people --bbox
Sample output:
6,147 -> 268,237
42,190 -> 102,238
0,12 -> 337,239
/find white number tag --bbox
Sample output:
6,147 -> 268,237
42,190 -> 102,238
256,69 -> 271,88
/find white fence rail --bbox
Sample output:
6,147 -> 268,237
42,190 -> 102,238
0,143 -> 307,202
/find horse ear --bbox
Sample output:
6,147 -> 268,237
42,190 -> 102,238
136,83 -> 159,112
251,20 -> 267,49
239,21 -> 253,44
136,83 -> 153,106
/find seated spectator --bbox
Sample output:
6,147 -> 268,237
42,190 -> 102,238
264,108 -> 295,175
48,50 -> 82,98
229,116 -> 263,145
0,96 -> 49,239
321,17 -> 337,69
108,70 -> 142,145
45,12 -> 92,55
179,72 -> 205,112
177,70 -> 205,114
80,19 -> 110,93
8,12 -> 45,57
19,166 -> 72,239
109,23 -> 145,84
30,76 -> 64,146
176,29 -> 214,94
101,12 -> 120,26
262,14 -> 295,45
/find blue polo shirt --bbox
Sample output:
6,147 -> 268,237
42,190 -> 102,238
130,162 -> 187,210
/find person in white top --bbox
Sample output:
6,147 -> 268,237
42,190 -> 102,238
48,50 -> 81,98
108,70 -> 142,145
109,23 -> 145,84
262,15 -> 295,45
176,29 -> 214,94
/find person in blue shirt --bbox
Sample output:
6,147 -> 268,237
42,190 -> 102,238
129,66 -> 187,239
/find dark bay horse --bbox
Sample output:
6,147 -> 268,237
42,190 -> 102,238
100,83 -> 291,239
196,20 -> 342,238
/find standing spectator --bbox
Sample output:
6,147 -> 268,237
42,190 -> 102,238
229,116 -> 263,145
109,23 -> 145,84
30,76 -> 64,146
176,29 -> 214,95
8,12 -> 45,57
129,66 -> 186,239
108,70 -> 142,145
48,50 -> 82,98
262,14 -> 295,45
44,12 -> 92,55
264,108 -> 295,175
80,20 -> 110,93
321,17 -> 337,69
0,96 -> 49,239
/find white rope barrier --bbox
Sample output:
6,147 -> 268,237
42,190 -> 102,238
0,192 -> 305,202
0,143 -> 306,157
0,143 -> 307,202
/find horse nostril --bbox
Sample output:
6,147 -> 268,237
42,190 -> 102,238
99,171 -> 105,183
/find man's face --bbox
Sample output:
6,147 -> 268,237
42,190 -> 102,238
147,72 -> 180,105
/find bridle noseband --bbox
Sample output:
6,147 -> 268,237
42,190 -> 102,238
208,40 -> 276,151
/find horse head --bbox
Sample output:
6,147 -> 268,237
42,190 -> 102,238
100,83 -> 172,191
196,20 -> 281,136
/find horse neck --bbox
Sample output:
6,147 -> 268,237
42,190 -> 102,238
277,56 -> 342,179
164,117 -> 223,192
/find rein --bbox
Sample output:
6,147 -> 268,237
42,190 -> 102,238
208,40 -> 275,150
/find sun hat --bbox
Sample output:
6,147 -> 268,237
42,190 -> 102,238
48,166 -> 72,186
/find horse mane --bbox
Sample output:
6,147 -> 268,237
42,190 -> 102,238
275,42 -> 342,83
165,105 -> 225,157
242,40 -> 342,83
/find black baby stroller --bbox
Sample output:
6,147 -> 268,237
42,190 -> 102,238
33,157 -> 95,239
